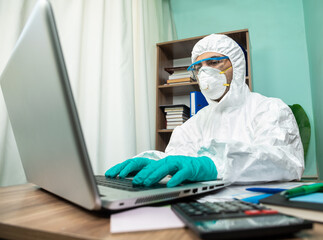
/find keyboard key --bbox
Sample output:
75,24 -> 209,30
95,175 -> 166,191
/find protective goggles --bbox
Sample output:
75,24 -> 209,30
187,56 -> 229,81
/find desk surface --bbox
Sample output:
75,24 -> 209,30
0,183 -> 323,240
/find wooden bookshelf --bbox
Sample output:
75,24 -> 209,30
155,29 -> 252,151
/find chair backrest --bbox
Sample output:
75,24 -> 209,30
289,104 -> 311,161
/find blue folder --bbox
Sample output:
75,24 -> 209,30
190,91 -> 208,117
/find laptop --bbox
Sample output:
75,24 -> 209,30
0,0 -> 229,211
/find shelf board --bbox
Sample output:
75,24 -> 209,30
158,82 -> 199,95
157,29 -> 248,59
158,76 -> 250,95
157,129 -> 173,133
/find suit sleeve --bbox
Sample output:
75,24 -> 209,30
208,99 -> 304,183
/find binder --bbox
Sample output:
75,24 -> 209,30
190,91 -> 208,117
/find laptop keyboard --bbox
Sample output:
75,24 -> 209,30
95,175 -> 167,191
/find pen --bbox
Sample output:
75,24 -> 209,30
281,183 -> 323,199
246,187 -> 286,194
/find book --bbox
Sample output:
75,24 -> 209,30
167,119 -> 187,123
167,123 -> 186,127
167,81 -> 192,85
168,73 -> 191,80
166,115 -> 189,120
167,122 -> 187,126
262,203 -> 323,223
164,66 -> 194,84
164,66 -> 189,75
166,115 -> 188,119
190,91 -> 208,117
260,191 -> 323,223
160,104 -> 190,114
166,118 -> 187,124
167,77 -> 192,84
166,111 -> 189,116
164,108 -> 188,113
166,117 -> 189,121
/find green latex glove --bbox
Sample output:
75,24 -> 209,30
133,155 -> 218,187
105,157 -> 154,178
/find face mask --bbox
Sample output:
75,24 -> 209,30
198,66 -> 232,100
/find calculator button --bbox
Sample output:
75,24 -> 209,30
261,209 -> 278,215
194,211 -> 203,215
208,209 -> 222,214
253,205 -> 267,210
240,206 -> 254,210
224,207 -> 240,213
244,210 -> 262,215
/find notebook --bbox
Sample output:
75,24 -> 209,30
260,190 -> 323,222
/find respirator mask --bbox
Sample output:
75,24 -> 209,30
198,66 -> 232,100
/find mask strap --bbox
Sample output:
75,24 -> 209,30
221,66 -> 232,87
220,66 -> 232,74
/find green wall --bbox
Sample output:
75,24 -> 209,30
170,0 -> 317,176
303,0 -> 323,179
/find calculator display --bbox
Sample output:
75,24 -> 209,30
195,215 -> 304,232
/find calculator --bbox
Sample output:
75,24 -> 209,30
171,200 -> 312,240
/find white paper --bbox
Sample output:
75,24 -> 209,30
110,206 -> 185,233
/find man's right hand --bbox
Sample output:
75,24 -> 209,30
105,157 -> 154,179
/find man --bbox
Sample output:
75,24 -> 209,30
106,34 -> 304,187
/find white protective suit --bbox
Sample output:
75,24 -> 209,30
136,34 -> 304,184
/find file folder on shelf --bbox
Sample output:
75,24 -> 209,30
190,91 -> 208,117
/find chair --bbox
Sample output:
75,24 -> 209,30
289,104 -> 311,161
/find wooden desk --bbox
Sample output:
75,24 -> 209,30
0,184 -> 322,240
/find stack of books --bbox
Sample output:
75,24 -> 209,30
164,66 -> 193,84
161,104 -> 190,129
